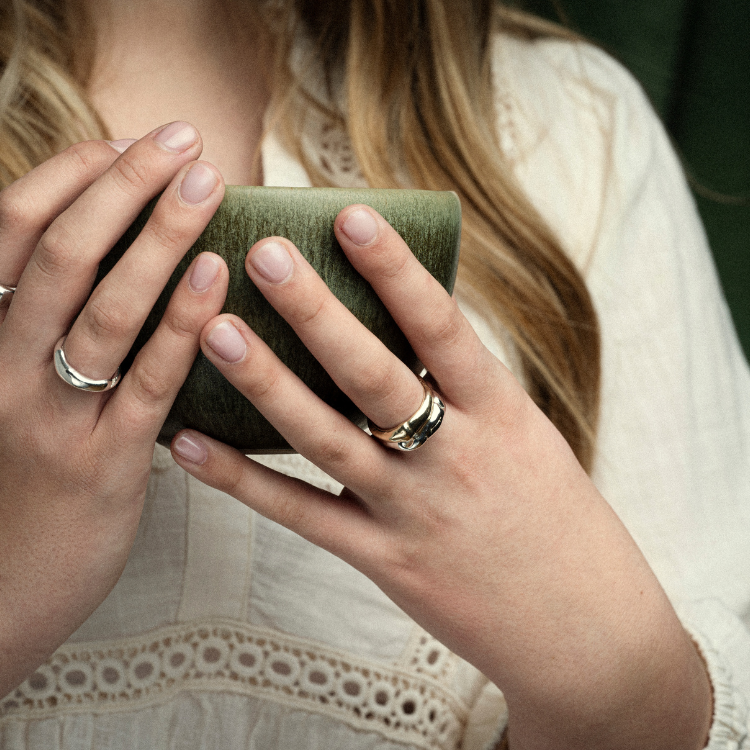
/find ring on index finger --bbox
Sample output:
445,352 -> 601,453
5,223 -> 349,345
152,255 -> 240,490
368,376 -> 445,451
0,282 -> 16,305
53,336 -> 122,392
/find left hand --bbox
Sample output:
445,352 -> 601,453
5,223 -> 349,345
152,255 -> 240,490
171,205 -> 712,750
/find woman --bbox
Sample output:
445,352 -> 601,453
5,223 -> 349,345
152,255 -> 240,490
0,0 -> 747,747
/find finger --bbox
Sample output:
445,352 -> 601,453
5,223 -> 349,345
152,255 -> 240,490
60,160 -> 223,381
334,205 -> 501,407
170,429 -> 377,564
0,140 -> 127,325
102,251 -> 228,444
0,139 -> 127,282
245,237 -> 425,430
4,122 -> 203,362
198,314 -> 393,496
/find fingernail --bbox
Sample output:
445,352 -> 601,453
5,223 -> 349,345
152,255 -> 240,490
108,138 -> 137,153
179,163 -> 218,205
173,434 -> 208,465
341,208 -> 379,245
249,241 -> 293,284
206,321 -> 246,363
189,253 -> 220,293
154,121 -> 198,152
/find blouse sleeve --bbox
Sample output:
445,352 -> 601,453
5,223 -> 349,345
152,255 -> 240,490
485,33 -> 750,749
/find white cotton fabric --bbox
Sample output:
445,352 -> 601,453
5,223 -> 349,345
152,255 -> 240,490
2,34 -> 749,749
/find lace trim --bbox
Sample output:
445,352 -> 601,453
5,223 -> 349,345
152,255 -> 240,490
1,619 -> 468,749
398,629 -> 460,686
315,120 -> 368,188
490,38 -> 522,164
301,112 -> 369,189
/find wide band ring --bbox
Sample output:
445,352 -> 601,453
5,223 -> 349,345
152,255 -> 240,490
54,336 -> 122,392
368,377 -> 445,451
0,282 -> 17,305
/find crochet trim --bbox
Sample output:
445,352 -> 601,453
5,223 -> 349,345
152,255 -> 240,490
1,619 -> 467,749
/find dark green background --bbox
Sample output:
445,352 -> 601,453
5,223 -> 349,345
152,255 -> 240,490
521,0 -> 750,360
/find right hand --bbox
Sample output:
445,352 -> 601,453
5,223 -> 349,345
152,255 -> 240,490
0,122 -> 228,698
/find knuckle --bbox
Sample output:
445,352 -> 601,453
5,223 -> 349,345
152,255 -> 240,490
0,142 -> 110,235
33,222 -> 79,279
246,365 -> 282,402
127,361 -> 171,407
315,430 -> 352,469
357,356 -> 401,400
163,306 -> 199,340
63,140 -> 112,177
0,189 -> 35,235
374,244 -> 411,280
217,452 -> 251,498
141,216 -> 189,253
110,152 -> 154,195
427,300 -> 465,350
84,290 -> 130,341
289,293 -> 328,329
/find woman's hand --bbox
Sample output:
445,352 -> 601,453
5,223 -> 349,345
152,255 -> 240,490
0,123 -> 228,697
171,205 -> 712,749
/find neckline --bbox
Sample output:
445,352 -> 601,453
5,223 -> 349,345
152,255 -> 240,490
259,130 -> 313,188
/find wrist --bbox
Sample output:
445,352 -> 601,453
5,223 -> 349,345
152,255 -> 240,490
502,624 -> 712,750
0,490 -> 144,698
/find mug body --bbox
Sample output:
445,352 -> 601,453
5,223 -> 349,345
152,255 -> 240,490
98,186 -> 461,452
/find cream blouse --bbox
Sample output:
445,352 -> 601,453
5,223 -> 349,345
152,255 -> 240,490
2,34 -> 749,750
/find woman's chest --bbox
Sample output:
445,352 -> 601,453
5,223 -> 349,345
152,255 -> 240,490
9,454 -> 491,749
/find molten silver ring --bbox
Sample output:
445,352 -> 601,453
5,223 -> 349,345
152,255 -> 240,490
0,282 -> 17,305
54,336 -> 122,392
368,376 -> 445,451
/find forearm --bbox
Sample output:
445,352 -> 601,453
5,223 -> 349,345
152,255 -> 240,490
0,493 -> 142,698
498,626 -> 712,750
450,478 -> 714,750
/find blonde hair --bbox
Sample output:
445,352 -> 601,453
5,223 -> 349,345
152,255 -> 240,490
0,0 -> 105,183
0,0 -> 601,472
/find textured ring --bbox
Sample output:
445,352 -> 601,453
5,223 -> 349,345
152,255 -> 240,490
368,377 -> 446,451
54,336 -> 122,392
0,282 -> 17,305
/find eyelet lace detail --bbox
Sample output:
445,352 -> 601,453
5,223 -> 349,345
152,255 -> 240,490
2,619 -> 467,749
315,120 -> 368,188
300,112 -> 369,189
399,630 -> 459,684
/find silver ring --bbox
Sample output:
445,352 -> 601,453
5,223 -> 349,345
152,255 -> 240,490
54,336 -> 122,392
0,282 -> 16,305
368,377 -> 446,451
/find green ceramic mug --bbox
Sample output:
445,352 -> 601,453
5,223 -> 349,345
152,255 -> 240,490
97,186 -> 461,452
